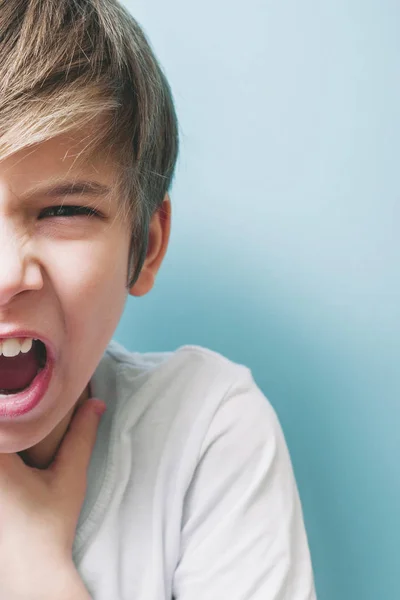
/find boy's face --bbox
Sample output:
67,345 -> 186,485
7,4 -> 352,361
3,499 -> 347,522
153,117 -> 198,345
0,127 -> 169,455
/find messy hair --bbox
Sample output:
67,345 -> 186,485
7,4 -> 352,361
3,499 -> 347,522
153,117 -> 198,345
0,0 -> 179,287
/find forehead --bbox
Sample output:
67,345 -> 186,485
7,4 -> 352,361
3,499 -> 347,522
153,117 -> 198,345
0,128 -> 118,199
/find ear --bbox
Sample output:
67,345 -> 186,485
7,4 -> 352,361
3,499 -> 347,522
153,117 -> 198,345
129,193 -> 171,297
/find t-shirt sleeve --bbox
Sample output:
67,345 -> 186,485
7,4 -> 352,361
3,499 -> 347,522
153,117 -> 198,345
172,369 -> 316,600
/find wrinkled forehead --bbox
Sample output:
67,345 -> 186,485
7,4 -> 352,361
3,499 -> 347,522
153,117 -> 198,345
0,127 -> 120,202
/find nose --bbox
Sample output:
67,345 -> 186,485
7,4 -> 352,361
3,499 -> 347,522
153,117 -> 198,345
0,223 -> 43,306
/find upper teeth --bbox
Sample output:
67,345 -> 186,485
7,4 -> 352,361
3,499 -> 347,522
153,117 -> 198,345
0,338 -> 34,357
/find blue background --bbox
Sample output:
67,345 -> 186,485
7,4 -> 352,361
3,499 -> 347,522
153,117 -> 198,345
117,1 -> 400,598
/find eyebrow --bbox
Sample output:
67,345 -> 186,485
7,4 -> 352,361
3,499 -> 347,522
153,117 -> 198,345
24,180 -> 111,199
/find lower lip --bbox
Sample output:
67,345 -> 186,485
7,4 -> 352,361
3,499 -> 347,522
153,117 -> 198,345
0,357 -> 53,418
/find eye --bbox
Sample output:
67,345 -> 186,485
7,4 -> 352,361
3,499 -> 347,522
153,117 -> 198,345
38,205 -> 101,219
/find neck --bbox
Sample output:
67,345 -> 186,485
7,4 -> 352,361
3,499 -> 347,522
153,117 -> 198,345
18,384 -> 90,470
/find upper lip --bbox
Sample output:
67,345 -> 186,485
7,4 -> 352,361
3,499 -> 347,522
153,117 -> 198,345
0,330 -> 55,361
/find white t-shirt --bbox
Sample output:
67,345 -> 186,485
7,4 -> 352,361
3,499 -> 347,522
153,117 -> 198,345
72,340 -> 316,599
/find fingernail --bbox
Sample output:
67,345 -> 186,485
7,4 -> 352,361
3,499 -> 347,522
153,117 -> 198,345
91,400 -> 107,417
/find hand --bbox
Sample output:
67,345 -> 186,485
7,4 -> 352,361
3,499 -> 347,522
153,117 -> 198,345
0,397 -> 106,600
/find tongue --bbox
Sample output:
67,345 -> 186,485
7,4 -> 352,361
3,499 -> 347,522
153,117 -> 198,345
0,348 -> 39,393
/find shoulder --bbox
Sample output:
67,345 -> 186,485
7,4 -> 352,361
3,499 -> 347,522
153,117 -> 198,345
102,340 -> 277,449
105,339 -> 249,376
105,339 -> 255,401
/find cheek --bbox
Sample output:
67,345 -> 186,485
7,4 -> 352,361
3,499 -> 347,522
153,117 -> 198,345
43,235 -> 129,341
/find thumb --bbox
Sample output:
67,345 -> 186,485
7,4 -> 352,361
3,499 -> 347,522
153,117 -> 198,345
50,398 -> 107,489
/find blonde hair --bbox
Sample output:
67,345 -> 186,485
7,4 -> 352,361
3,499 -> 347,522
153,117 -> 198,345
0,0 -> 179,286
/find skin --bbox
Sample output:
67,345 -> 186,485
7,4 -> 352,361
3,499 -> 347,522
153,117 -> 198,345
0,398 -> 106,599
0,126 -> 171,469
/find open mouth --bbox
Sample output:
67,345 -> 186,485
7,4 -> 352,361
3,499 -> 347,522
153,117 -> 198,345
0,339 -> 47,395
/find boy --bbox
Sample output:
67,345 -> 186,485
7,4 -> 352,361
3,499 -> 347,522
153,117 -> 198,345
0,1 -> 316,598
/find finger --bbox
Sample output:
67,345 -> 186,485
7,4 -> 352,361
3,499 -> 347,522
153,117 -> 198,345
50,398 -> 106,493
